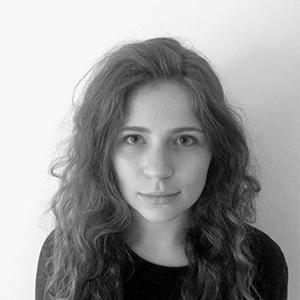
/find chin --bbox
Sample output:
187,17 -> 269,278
136,210 -> 184,224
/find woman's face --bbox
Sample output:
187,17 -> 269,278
112,81 -> 211,224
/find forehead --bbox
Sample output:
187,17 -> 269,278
123,81 -> 201,129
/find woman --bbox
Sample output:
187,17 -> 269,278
36,37 -> 288,300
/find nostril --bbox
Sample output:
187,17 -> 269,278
143,166 -> 173,179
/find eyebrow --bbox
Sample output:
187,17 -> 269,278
119,126 -> 204,134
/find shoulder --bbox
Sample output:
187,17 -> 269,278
37,230 -> 55,269
245,225 -> 288,299
40,230 -> 55,256
37,230 -> 55,274
245,225 -> 287,270
35,230 -> 55,300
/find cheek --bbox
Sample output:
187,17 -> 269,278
181,153 -> 211,193
112,152 -> 139,187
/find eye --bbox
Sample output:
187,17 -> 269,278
123,134 -> 144,145
175,135 -> 197,146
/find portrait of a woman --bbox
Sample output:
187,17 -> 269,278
35,37 -> 288,300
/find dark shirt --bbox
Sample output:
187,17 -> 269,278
36,226 -> 288,300
122,247 -> 187,300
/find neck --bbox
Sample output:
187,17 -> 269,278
125,210 -> 191,266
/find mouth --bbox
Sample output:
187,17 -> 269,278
139,191 -> 181,197
138,191 -> 181,205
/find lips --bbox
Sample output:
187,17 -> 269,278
139,191 -> 180,197
139,192 -> 180,205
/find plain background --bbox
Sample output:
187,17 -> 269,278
0,0 -> 298,299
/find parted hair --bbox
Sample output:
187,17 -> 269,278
43,37 -> 261,300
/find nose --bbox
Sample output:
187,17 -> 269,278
142,145 -> 174,179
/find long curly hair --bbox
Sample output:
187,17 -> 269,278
43,37 -> 262,300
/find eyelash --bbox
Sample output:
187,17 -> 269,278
122,134 -> 199,147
